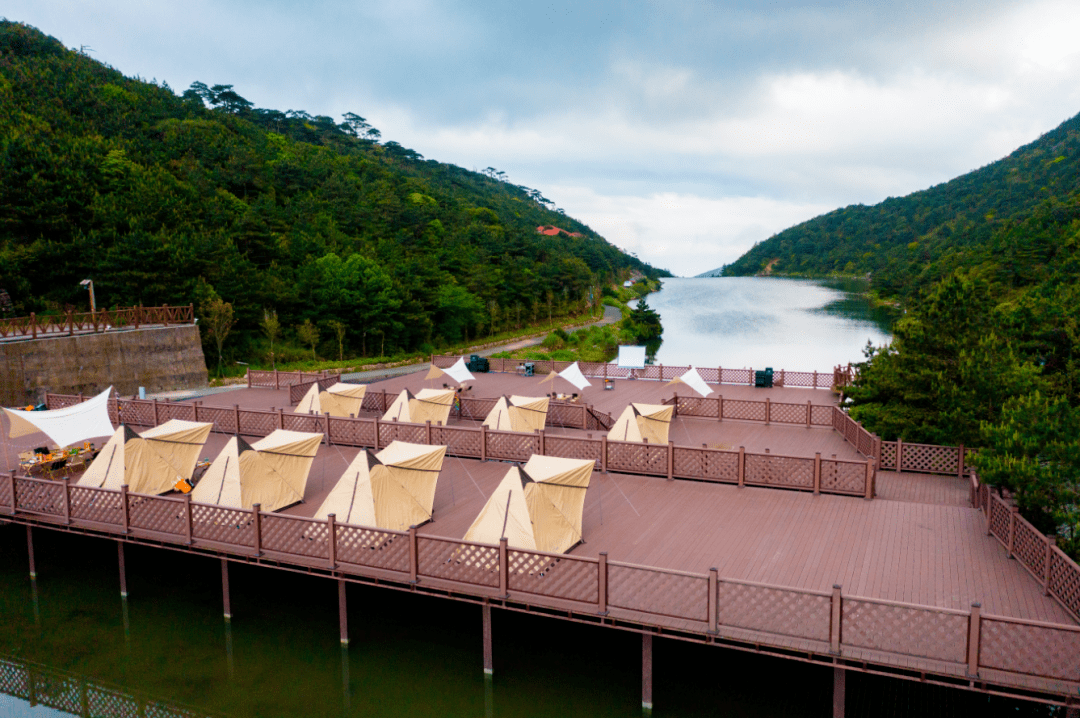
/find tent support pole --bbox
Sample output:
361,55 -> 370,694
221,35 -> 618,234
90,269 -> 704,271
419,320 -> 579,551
482,602 -> 493,676
642,632 -> 653,712
221,558 -> 231,620
338,579 -> 349,645
26,525 -> 36,580
117,541 -> 128,598
833,666 -> 846,718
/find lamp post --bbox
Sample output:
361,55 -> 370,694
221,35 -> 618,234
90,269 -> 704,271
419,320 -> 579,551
79,279 -> 95,312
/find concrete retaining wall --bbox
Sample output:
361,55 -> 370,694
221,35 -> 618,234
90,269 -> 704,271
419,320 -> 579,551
0,325 -> 208,405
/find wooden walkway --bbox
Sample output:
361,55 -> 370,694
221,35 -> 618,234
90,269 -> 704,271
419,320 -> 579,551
874,472 -> 970,507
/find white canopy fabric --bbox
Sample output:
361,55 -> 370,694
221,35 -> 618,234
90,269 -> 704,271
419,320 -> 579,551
607,403 -> 674,444
295,382 -> 367,417
3,386 -> 115,448
191,429 -> 322,512
443,357 -> 475,384
665,367 -> 713,398
78,420 -> 213,494
482,395 -> 549,433
540,362 -> 591,391
617,345 -> 647,369
314,441 -> 447,530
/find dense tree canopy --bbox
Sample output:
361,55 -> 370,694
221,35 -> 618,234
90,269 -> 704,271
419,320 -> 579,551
0,21 -> 664,363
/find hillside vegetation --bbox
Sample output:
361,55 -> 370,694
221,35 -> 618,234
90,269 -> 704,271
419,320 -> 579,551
0,21 -> 663,365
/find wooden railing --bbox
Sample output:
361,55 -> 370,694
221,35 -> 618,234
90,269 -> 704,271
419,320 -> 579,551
0,305 -> 194,340
45,394 -> 873,498
286,374 -> 344,404
247,369 -> 336,390
972,475 -> 1080,623
433,355 -> 846,390
880,439 -> 973,477
2,471 -> 1077,700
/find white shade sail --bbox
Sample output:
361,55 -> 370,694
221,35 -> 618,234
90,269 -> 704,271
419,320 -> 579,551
540,362 -> 592,391
665,367 -> 713,398
3,386 -> 115,448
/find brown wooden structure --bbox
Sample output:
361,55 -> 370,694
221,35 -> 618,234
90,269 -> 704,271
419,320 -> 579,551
0,305 -> 194,341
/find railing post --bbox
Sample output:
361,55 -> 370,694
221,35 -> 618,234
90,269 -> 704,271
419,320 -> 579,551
806,400 -> 811,428
62,477 -> 72,524
184,494 -> 193,545
246,370 -> 251,389
1006,507 -> 1019,558
667,441 -> 674,481
1043,537 -> 1056,595
813,370 -> 818,388
425,420 -> 432,446
328,514 -> 337,569
957,444 -> 965,478
830,584 -> 842,654
481,424 -> 488,461
8,471 -> 17,515
600,435 -> 607,472
31,312 -> 37,340
814,453 -> 821,495
864,459 -> 874,500
252,504 -> 262,556
986,493 -> 994,535
152,398 -> 160,426
67,309 -> 74,336
540,430 -> 547,456
324,412 -> 331,446
120,484 -> 130,533
765,397 -> 770,425
163,304 -> 169,327
718,395 -> 723,422
274,370 -> 280,390
708,568 -> 718,634
278,408 -> 285,430
737,446 -> 745,488
748,367 -> 753,386
597,552 -> 608,615
498,537 -> 509,598
896,438 -> 904,473
966,602 -> 981,677
374,417 -> 381,451
408,526 -> 419,584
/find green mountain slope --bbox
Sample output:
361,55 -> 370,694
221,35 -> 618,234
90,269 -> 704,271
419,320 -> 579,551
0,21 -> 663,361
723,112 -> 1080,298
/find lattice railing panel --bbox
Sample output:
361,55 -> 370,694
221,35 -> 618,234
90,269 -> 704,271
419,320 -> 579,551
32,672 -> 82,714
238,410 -> 277,438
329,418 -> 376,448
486,431 -> 537,461
979,618 -> 1080,681
362,392 -> 391,413
159,403 -> 196,422
900,443 -> 960,475
282,413 -> 323,434
722,400 -> 766,422
988,497 -> 1010,542
717,582 -> 830,641
544,436 -> 601,464
842,599 -> 967,662
119,401 -> 154,427
432,355 -> 458,368
606,442 -> 667,477
547,403 -> 585,429
379,421 -> 426,446
672,447 -> 739,483
508,550 -> 598,603
433,426 -> 482,458
69,486 -> 124,526
459,398 -> 498,422
0,478 -> 10,511
1011,517 -> 1046,578
696,367 -> 719,383
14,478 -> 64,516
880,442 -> 897,470
721,368 -> 753,385
260,514 -> 329,560
336,525 -> 409,572
128,496 -> 185,537
810,404 -> 834,426
194,406 -> 236,434
46,394 -> 84,410
191,504 -> 254,547
770,402 -> 809,425
782,371 -> 816,388
88,685 -> 140,718
585,408 -> 614,431
744,455 -> 814,490
1048,551 -> 1080,618
417,537 -> 500,587
0,658 -> 29,698
674,396 -> 717,419
820,461 -> 866,494
608,564 -> 707,621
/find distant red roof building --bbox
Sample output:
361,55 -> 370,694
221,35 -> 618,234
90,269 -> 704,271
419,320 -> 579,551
536,225 -> 582,237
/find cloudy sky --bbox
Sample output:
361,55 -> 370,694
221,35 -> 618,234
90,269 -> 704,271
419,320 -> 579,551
8,1 -> 1080,275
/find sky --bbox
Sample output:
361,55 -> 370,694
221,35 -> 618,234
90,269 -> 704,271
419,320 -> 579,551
7,1 -> 1080,276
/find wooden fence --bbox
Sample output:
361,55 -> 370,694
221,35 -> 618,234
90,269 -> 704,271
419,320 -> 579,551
247,369 -> 337,391
45,394 -> 874,498
880,440 -> 973,477
286,374 -> 344,404
972,475 -> 1080,624
0,305 -> 194,340
433,355 -> 850,391
2,471 -> 1077,701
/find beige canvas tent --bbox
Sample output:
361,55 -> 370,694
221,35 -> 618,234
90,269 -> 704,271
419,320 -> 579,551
191,429 -> 322,512
607,403 -> 674,444
381,388 -> 455,425
295,382 -> 368,417
78,420 -> 213,495
463,454 -> 594,554
313,441 -> 447,530
482,395 -> 549,433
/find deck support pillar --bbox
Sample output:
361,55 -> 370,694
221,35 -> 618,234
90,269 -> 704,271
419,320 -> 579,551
1063,707 -> 1079,718
117,541 -> 128,598
26,525 -> 36,580
482,602 -> 493,676
832,666 -> 846,718
338,579 -> 349,645
221,558 -> 231,620
642,632 -> 653,712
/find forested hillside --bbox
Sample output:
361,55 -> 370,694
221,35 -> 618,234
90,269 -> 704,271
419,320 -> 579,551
0,21 -> 662,362
723,112 -> 1080,298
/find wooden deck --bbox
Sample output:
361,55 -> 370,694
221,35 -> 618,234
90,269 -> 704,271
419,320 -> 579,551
874,471 -> 970,507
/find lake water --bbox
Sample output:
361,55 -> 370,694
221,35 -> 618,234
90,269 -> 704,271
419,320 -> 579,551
642,277 -> 894,370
